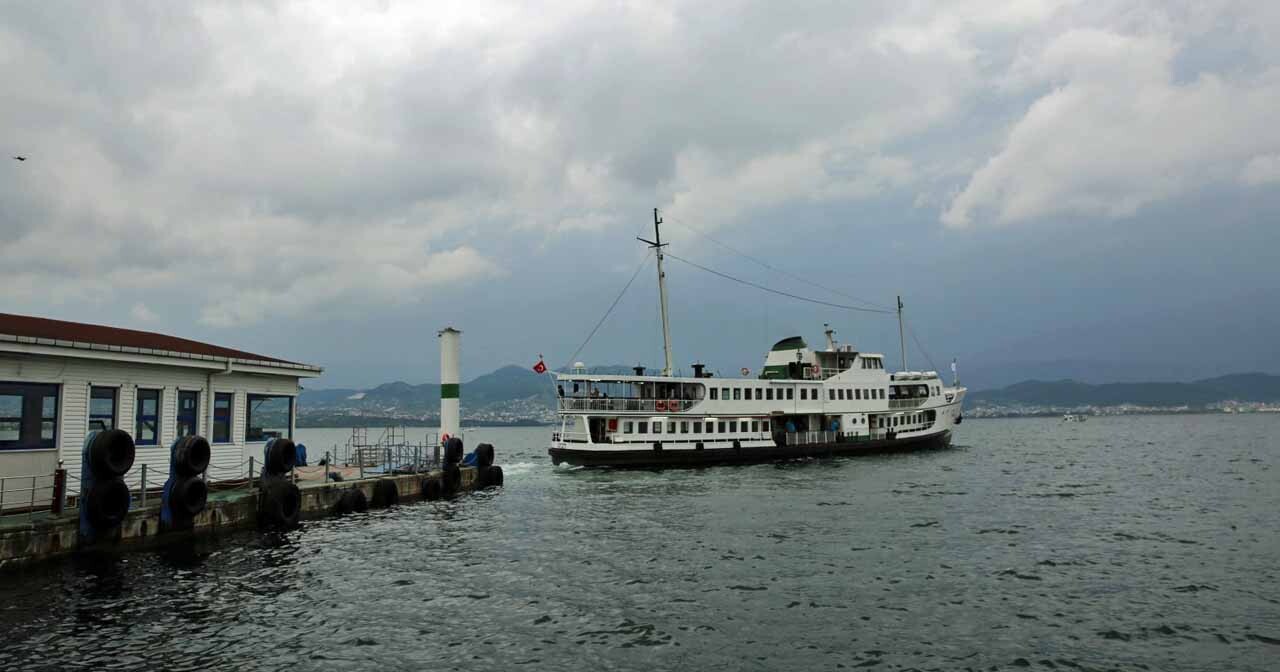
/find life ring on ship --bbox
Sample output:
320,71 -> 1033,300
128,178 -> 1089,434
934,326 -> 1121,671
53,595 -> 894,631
656,399 -> 668,412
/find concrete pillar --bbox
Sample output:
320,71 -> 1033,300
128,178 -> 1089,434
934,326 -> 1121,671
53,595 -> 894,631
438,327 -> 461,441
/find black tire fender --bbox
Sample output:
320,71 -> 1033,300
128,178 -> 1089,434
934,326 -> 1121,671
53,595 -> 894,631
259,479 -> 301,528
171,476 -> 208,517
483,465 -> 504,488
85,479 -> 131,528
371,479 -> 400,508
475,443 -> 495,468
89,429 -> 135,478
442,464 -> 462,496
173,435 -> 211,478
266,439 -> 297,475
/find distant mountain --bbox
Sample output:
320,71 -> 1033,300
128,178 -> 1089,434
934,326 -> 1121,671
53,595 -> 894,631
969,372 -> 1280,408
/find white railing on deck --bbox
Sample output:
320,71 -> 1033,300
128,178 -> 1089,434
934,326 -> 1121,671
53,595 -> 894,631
558,398 -> 700,413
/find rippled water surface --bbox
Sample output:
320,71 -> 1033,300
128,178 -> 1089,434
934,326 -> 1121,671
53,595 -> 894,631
2,415 -> 1279,671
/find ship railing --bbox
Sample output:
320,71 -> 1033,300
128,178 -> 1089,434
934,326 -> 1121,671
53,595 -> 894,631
888,398 -> 927,409
785,431 -> 839,446
558,398 -> 700,413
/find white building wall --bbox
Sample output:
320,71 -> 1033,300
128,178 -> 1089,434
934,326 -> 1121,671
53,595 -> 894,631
0,352 -> 302,491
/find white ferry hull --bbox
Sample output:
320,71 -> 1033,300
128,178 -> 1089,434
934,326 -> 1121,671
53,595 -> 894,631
550,429 -> 952,468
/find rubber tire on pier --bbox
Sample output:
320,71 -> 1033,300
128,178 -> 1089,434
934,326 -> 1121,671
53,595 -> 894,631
259,479 -> 301,529
442,464 -> 462,497
172,435 -> 211,478
371,479 -> 400,508
266,439 -> 298,475
171,477 -> 208,517
84,479 -> 131,528
444,437 -> 465,465
333,490 -> 353,515
475,443 -> 495,468
346,487 -> 368,513
89,429 -> 136,479
422,478 -> 443,501
481,465 -> 504,488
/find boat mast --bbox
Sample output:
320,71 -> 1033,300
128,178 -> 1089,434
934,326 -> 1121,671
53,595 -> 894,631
897,295 -> 907,372
638,208 -> 675,377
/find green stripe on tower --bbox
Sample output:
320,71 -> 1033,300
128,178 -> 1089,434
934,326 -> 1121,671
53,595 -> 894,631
441,383 -> 460,399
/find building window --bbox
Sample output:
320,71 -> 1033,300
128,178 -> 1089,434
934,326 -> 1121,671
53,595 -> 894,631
786,388 -> 794,400
710,388 -> 718,400
135,388 -> 161,446
89,387 -> 117,432
213,393 -> 233,443
177,391 -> 200,439
246,394 -> 293,442
0,383 -> 59,450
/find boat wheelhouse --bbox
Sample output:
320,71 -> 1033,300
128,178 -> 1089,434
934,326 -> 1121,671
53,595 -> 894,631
547,209 -> 965,468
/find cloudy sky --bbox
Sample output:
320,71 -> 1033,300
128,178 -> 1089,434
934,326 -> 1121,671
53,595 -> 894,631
3,1 -> 1278,389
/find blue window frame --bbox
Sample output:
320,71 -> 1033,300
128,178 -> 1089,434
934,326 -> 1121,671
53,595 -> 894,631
246,394 -> 292,442
135,389 -> 161,446
177,390 -> 199,439
0,382 -> 59,450
213,392 -> 233,443
89,387 -> 117,432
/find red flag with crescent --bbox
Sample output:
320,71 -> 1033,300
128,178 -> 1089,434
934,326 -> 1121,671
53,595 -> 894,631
532,355 -> 547,374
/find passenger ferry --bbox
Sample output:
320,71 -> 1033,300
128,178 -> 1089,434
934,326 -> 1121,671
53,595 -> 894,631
547,210 -> 966,468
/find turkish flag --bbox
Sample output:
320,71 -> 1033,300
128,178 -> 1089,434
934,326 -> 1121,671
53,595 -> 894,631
532,358 -> 547,374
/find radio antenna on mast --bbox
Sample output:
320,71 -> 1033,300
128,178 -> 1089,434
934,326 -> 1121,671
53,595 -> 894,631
638,208 -> 674,377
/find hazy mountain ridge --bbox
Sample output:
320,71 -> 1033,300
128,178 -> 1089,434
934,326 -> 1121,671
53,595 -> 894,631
969,373 -> 1280,408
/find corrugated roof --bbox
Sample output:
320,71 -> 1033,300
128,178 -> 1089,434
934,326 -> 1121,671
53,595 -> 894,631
0,312 -> 313,368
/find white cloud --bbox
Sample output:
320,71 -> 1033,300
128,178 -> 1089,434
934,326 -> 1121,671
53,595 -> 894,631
1240,154 -> 1280,186
943,18 -> 1280,228
130,302 -> 159,323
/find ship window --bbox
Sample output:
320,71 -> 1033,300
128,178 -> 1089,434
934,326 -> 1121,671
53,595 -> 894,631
89,386 -> 117,432
213,392 -> 233,443
766,389 -> 773,400
718,421 -> 727,433
680,422 -> 688,434
624,421 -> 633,434
710,388 -> 718,400
729,421 -> 737,432
786,388 -> 794,400
638,422 -> 648,434
828,389 -> 835,401
733,388 -> 741,400
135,388 -> 161,446
721,387 -> 729,399
654,422 -> 662,434
693,421 -> 702,433
763,420 -> 770,431
854,389 -> 861,400
755,389 -> 762,400
668,422 -> 675,433
246,394 -> 293,442
0,383 -> 59,450
751,421 -> 759,432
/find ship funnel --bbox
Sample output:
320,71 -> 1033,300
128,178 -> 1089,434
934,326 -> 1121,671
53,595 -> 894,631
824,324 -> 837,352
438,327 -> 461,442
691,363 -> 706,378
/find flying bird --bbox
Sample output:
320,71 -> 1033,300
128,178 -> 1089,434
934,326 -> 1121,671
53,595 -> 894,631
12,156 -> 25,161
